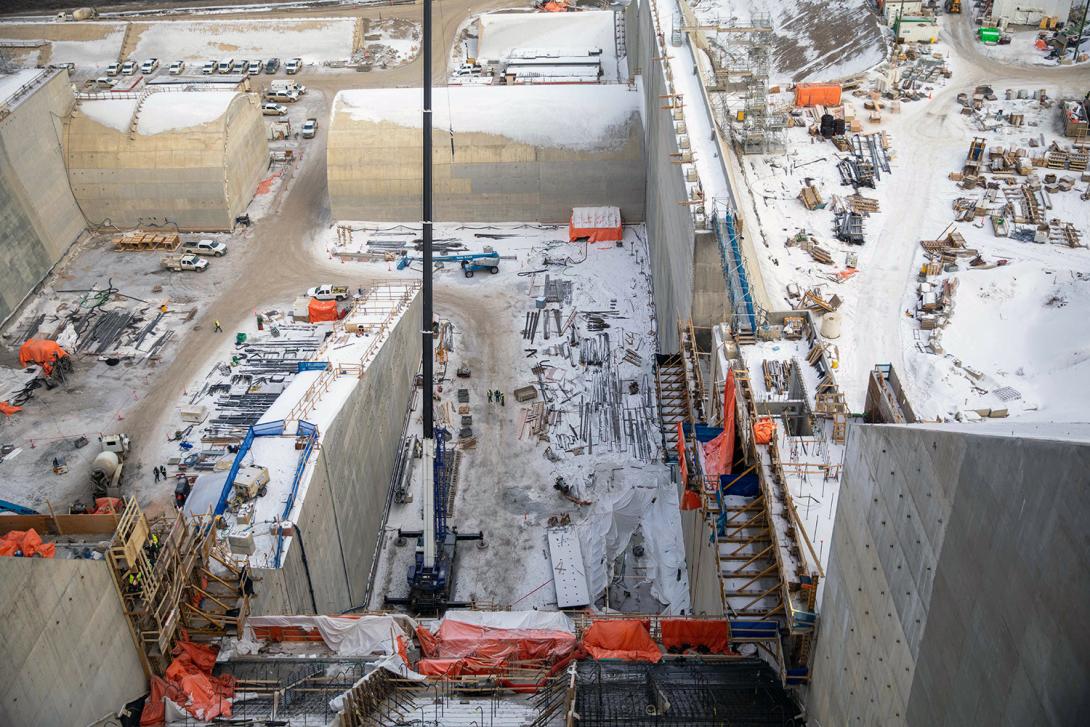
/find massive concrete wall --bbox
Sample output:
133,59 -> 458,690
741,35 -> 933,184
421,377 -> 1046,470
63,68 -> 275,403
66,92 -> 267,231
680,505 -> 724,616
255,293 -> 422,615
0,70 -> 86,323
809,424 -> 1090,727
0,558 -> 145,726
636,0 -> 728,351
328,86 -> 645,224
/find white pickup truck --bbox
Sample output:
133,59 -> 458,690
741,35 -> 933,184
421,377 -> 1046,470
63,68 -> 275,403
161,254 -> 209,272
182,239 -> 228,257
306,284 -> 349,301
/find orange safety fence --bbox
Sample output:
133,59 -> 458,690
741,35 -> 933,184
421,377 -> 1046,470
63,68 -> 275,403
141,641 -> 235,725
794,83 -> 842,107
660,619 -> 732,655
580,619 -> 662,663
18,339 -> 68,375
307,298 -> 341,323
753,417 -> 776,445
0,529 -> 56,558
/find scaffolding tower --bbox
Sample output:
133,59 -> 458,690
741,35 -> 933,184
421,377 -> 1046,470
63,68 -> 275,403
106,498 -> 252,677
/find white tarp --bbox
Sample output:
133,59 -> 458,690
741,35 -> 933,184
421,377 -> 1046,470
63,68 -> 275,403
239,615 -> 416,656
577,468 -> 691,615
571,205 -> 620,229
441,609 -> 576,633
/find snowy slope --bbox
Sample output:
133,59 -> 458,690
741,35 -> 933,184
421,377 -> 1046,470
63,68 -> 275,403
335,85 -> 641,150
689,0 -> 887,82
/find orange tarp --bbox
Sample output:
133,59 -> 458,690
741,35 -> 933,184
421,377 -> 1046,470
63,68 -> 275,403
307,298 -> 340,323
753,417 -> 776,445
794,83 -> 842,107
581,620 -> 662,662
141,641 -> 235,724
0,529 -> 56,558
0,402 -> 21,416
661,619 -> 731,655
18,339 -> 68,375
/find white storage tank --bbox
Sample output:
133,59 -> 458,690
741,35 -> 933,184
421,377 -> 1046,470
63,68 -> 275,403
821,311 -> 843,339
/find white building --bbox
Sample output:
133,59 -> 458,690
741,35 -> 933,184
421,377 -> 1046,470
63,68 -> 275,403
990,0 -> 1074,25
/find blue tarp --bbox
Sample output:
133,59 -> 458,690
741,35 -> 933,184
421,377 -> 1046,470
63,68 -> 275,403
682,422 -> 722,443
297,361 -> 329,372
729,620 -> 780,639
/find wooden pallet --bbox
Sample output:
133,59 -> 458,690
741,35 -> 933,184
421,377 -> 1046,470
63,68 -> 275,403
113,231 -> 180,252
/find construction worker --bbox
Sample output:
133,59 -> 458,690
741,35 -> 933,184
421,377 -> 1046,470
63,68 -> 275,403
500,392 -> 505,406
159,465 -> 167,480
126,571 -> 142,595
487,390 -> 493,404
214,320 -> 223,332
153,467 -> 160,483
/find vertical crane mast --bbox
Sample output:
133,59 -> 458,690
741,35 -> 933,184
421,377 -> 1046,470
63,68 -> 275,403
420,0 -> 437,572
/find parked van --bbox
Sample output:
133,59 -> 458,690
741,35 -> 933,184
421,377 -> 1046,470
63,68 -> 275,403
217,59 -> 233,74
202,60 -> 217,75
284,57 -> 302,74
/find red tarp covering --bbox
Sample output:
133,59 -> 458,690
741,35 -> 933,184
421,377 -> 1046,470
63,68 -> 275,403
680,488 -> 701,510
794,83 -> 842,107
93,497 -> 124,514
307,298 -> 340,323
414,619 -> 578,687
702,368 -> 736,479
0,529 -> 56,558
569,206 -> 623,242
581,620 -> 662,662
676,421 -> 687,484
141,641 -> 235,725
661,619 -> 732,655
416,620 -> 577,662
18,339 -> 68,375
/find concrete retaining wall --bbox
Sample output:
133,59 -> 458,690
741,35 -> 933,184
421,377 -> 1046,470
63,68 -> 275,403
808,423 -> 1090,726
66,92 -> 267,231
680,504 -> 724,616
254,292 -> 422,614
635,0 -> 728,352
0,558 -> 145,726
327,87 -> 646,224
0,70 -> 85,323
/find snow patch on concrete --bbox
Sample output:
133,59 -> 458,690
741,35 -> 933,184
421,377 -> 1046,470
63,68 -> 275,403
334,85 -> 641,150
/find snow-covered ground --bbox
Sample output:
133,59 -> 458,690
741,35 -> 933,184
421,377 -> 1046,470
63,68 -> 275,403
130,18 -> 355,65
0,68 -> 42,104
688,0 -> 888,82
78,91 -> 236,134
473,9 -> 625,82
48,25 -> 126,67
722,23 -> 1090,423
